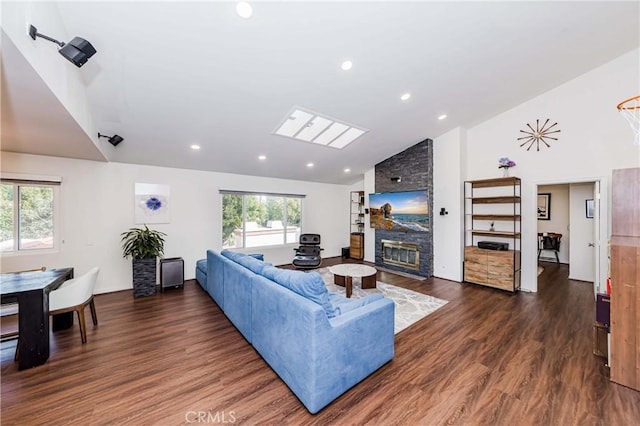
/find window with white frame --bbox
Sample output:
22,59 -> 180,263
1,178 -> 60,253
221,191 -> 303,249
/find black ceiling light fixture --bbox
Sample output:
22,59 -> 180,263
29,25 -> 96,68
98,133 -> 124,147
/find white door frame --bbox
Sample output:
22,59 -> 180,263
593,180 -> 601,298
525,176 -> 607,293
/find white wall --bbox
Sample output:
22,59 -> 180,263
465,48 -> 640,292
0,152 -> 350,294
433,127 -> 466,281
363,167 -> 376,263
537,184 -> 570,263
2,2 -> 100,154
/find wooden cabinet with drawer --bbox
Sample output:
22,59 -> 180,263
350,233 -> 364,260
464,246 -> 520,291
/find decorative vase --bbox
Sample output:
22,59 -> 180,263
502,167 -> 510,177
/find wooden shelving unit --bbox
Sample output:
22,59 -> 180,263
463,177 -> 521,292
350,191 -> 365,234
350,191 -> 365,260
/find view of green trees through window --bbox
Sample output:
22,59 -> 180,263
222,193 -> 301,248
0,184 -> 14,248
0,183 -> 55,252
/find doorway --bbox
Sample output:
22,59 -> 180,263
535,179 -> 602,295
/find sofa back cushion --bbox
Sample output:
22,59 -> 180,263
262,266 -> 336,318
221,250 -> 269,274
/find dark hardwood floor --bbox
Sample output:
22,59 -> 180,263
2,258 -> 639,425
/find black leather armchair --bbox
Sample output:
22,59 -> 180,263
292,234 -> 323,269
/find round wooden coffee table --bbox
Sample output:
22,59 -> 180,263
328,264 -> 377,298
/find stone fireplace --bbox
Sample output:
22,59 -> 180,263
381,240 -> 420,270
373,138 -> 433,278
374,139 -> 433,278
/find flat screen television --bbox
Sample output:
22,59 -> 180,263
368,190 -> 429,232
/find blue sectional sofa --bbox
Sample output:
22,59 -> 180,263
195,249 -> 395,414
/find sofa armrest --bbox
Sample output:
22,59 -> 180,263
313,296 -> 394,412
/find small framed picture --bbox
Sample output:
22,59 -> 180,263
586,199 -> 595,218
537,193 -> 551,220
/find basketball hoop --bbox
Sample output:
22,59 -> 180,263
617,95 -> 640,145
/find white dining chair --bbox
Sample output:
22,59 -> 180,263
49,267 -> 100,344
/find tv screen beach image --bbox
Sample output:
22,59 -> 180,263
369,190 -> 429,232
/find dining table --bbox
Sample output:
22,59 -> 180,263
0,268 -> 74,370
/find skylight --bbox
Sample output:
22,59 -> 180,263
273,107 -> 368,149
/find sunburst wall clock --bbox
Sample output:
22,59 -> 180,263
518,119 -> 561,151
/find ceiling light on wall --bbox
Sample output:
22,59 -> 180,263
190,144 -> 201,150
341,60 -> 353,71
236,2 -> 253,18
344,168 -> 351,173
29,25 -> 96,68
400,93 -> 411,101
306,162 -> 314,168
438,114 -> 447,120
98,132 -> 124,146
273,107 -> 368,149
258,155 -> 267,160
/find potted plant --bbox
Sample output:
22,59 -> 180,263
121,225 -> 166,298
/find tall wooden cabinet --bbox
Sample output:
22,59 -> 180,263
350,233 -> 364,260
463,177 -> 521,292
350,191 -> 365,260
610,167 -> 640,391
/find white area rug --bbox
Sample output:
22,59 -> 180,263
316,267 -> 448,334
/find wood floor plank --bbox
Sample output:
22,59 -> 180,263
1,258 -> 639,425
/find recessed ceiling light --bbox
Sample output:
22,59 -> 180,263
306,162 -> 314,168
438,114 -> 447,120
341,60 -> 353,71
258,155 -> 266,160
236,2 -> 252,18
401,93 -> 411,101
344,168 -> 351,173
190,144 -> 201,150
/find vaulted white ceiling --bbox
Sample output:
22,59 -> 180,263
2,1 -> 639,184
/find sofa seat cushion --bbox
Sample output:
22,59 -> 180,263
328,293 -> 384,316
195,259 -> 207,290
196,259 -> 207,274
262,266 -> 336,318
